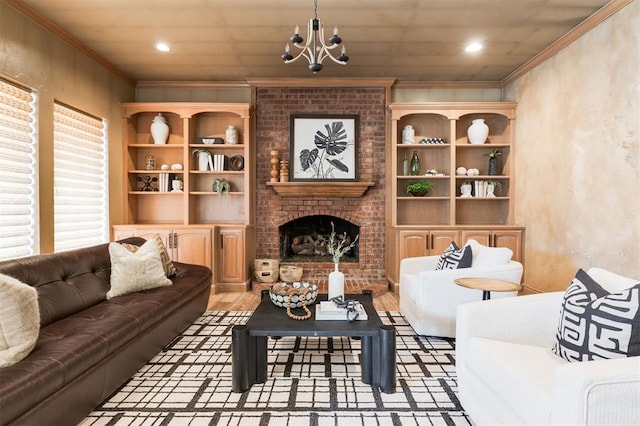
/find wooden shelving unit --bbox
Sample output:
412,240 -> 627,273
386,102 -> 525,289
114,102 -> 255,292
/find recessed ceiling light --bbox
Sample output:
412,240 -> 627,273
465,42 -> 483,53
155,42 -> 171,52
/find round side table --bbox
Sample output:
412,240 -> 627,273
454,277 -> 522,300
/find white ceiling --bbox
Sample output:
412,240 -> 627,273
12,0 -> 614,82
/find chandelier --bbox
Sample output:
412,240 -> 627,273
281,0 -> 349,73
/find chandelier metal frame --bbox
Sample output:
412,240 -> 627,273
281,0 -> 349,73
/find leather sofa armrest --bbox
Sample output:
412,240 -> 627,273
549,356 -> 640,425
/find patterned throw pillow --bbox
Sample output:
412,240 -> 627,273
435,241 -> 472,270
107,239 -> 172,299
120,235 -> 177,277
553,268 -> 640,362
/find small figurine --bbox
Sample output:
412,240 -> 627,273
137,176 -> 158,191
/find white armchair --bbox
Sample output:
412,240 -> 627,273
399,247 -> 523,337
456,267 -> 640,425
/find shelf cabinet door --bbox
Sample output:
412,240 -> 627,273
461,229 -> 523,263
399,231 -> 429,259
460,230 -> 492,247
431,231 -> 460,254
399,230 -> 460,260
112,226 -> 212,268
173,229 -> 212,268
218,228 -> 245,283
493,230 -> 523,263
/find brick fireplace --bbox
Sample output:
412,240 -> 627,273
254,85 -> 388,286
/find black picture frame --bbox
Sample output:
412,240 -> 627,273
289,114 -> 359,182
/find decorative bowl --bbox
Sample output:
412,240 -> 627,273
269,282 -> 318,308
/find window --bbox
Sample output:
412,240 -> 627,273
53,102 -> 108,252
0,78 -> 38,261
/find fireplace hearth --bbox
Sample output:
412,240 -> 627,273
279,215 -> 359,263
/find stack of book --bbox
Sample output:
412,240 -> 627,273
315,300 -> 368,321
212,154 -> 226,171
158,172 -> 170,192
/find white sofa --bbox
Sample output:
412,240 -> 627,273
399,241 -> 523,337
456,267 -> 640,425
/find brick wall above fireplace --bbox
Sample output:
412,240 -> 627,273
254,86 -> 388,285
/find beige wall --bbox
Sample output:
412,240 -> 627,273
0,3 -> 135,253
504,1 -> 639,291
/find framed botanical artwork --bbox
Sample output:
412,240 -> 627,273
289,114 -> 359,181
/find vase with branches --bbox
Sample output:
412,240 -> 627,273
326,222 -> 360,300
486,148 -> 502,175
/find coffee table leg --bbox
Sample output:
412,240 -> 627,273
255,336 -> 268,383
361,335 -> 373,384
232,325 -> 252,392
379,325 -> 396,394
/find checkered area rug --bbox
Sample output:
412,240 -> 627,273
80,311 -> 471,425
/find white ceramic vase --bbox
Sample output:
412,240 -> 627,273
486,183 -> 496,197
225,125 -> 238,144
467,118 -> 489,144
328,263 -> 344,300
150,114 -> 169,144
197,151 -> 210,171
460,183 -> 472,197
402,125 -> 415,144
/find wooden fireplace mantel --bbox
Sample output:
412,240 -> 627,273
266,181 -> 375,197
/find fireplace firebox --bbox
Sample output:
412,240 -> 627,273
279,215 -> 359,263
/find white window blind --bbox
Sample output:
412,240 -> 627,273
0,78 -> 38,261
53,102 -> 108,252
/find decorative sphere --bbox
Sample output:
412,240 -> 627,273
456,166 -> 467,175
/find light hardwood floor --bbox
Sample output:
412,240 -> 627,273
208,289 -> 400,312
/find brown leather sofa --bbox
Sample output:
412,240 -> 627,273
0,238 -> 212,426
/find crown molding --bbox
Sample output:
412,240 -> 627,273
3,0 -> 134,84
501,0 -> 633,86
393,81 -> 503,89
136,81 -> 250,89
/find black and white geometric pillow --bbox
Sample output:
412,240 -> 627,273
553,268 -> 640,362
435,241 -> 472,270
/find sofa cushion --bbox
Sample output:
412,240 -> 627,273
587,267 -> 640,294
464,239 -> 513,268
0,273 -> 40,368
467,337 -> 565,425
553,268 -> 640,362
107,239 -> 172,299
436,241 -> 472,270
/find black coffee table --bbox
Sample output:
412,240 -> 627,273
231,290 -> 396,393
